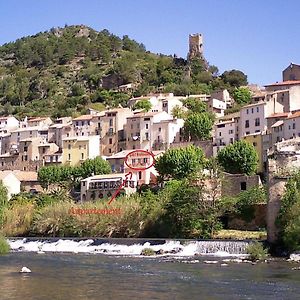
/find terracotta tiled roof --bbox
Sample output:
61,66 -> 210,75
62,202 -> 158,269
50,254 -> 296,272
264,80 -> 300,87
266,112 -> 289,119
73,115 -> 94,121
242,101 -> 266,108
28,117 -> 49,122
287,111 -> 300,119
13,170 -> 38,181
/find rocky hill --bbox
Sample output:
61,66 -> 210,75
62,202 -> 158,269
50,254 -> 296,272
0,25 -> 247,118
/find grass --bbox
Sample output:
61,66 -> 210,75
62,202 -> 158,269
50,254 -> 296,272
0,194 -> 162,238
1,203 -> 35,237
0,236 -> 10,255
213,229 -> 267,240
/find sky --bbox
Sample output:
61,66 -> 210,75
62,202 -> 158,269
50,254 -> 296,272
0,0 -> 299,85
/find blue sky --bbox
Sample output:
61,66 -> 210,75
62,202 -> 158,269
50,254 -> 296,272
0,0 -> 299,85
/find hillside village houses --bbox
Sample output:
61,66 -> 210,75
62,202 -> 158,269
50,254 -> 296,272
2,63 -> 300,199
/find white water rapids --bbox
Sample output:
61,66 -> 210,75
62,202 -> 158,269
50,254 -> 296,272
8,239 -> 250,257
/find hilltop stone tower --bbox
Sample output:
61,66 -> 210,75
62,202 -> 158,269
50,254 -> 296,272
188,33 -> 204,60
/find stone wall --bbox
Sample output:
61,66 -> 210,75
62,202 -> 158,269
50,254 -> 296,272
0,156 -> 43,172
222,173 -> 262,197
170,140 -> 213,157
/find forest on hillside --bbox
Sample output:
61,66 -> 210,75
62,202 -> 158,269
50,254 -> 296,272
0,25 -> 248,118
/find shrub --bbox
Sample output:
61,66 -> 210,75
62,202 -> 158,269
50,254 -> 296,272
141,248 -> 155,256
0,236 -> 10,255
246,242 -> 268,261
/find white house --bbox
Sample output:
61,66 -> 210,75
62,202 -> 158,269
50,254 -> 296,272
207,97 -> 227,117
239,100 -> 283,138
80,173 -> 137,202
0,116 -> 19,133
283,111 -> 300,140
0,171 -> 21,199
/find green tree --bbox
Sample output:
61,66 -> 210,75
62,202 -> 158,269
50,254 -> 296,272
221,70 -> 248,87
133,99 -> 152,112
71,83 -> 85,97
232,87 -> 251,105
181,97 -> 207,113
217,140 -> 258,175
79,157 -> 111,178
155,145 -> 205,180
171,105 -> 186,119
183,112 -> 214,141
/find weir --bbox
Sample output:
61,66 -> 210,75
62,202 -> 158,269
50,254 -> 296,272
8,238 -> 251,256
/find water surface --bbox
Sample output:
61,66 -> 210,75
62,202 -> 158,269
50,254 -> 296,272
1,252 -> 300,300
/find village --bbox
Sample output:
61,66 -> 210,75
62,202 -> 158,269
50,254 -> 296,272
1,62 -> 300,204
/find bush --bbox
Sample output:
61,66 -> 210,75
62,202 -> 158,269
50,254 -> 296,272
246,242 -> 268,261
277,171 -> 300,251
0,236 -> 10,255
141,248 -> 155,256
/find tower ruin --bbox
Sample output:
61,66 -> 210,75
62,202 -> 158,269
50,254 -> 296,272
188,33 -> 204,60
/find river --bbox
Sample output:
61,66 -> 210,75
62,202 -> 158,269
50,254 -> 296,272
0,238 -> 300,299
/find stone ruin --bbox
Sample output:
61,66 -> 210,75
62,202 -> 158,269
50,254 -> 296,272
267,138 -> 300,243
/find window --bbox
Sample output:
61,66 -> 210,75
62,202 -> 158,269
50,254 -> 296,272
143,158 -> 148,163
109,148 -> 112,154
109,138 -> 113,144
230,138 -> 233,143
81,153 -> 84,160
139,171 -> 142,180
109,119 -> 113,126
68,144 -> 71,150
82,181 -> 86,186
145,123 -> 149,129
229,130 -> 233,134
159,127 -> 161,132
219,132 -> 222,136
251,108 -> 254,113
257,107 -> 259,112
293,123 -> 296,129
240,182 -> 247,191
145,132 -> 149,140
68,154 -> 71,161
255,118 -> 260,126
246,109 -> 249,114
245,120 -> 249,128
253,142 -> 257,146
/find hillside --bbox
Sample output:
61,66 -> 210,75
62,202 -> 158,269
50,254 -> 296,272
0,25 -> 247,118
